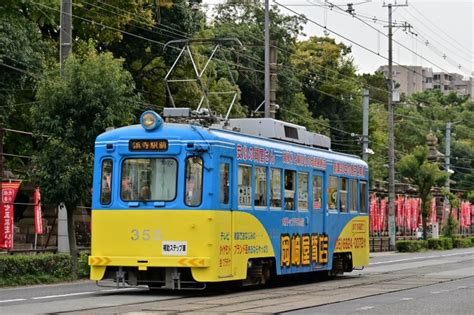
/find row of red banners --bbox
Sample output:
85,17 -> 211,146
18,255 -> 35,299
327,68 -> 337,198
370,194 -> 474,233
0,183 -> 42,250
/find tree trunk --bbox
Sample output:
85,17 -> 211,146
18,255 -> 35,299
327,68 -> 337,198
66,203 -> 78,279
421,198 -> 429,240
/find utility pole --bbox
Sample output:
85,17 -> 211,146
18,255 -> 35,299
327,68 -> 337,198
445,122 -> 451,193
270,43 -> 277,118
383,0 -> 408,250
362,89 -> 369,162
60,0 -> 72,76
264,0 -> 271,118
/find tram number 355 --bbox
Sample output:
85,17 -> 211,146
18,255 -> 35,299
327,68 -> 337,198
130,229 -> 163,241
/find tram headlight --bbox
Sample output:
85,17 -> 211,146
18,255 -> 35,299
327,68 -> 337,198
140,111 -> 163,131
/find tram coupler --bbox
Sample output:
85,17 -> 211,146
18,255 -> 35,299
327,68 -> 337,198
115,267 -> 126,288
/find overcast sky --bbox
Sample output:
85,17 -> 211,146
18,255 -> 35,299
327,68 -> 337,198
204,0 -> 473,78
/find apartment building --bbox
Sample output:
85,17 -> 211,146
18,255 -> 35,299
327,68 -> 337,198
377,65 -> 473,100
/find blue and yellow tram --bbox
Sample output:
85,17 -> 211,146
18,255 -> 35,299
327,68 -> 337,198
89,110 -> 369,288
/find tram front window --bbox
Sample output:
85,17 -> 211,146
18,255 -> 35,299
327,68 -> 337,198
121,158 -> 177,201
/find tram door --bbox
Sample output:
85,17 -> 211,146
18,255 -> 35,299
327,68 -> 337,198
311,171 -> 325,237
218,157 -> 233,278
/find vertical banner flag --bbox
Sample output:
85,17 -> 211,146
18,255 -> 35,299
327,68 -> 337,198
0,182 -> 21,249
460,202 -> 465,228
396,196 -> 403,228
370,193 -> 376,233
405,198 -> 412,230
380,198 -> 387,232
471,205 -> 474,225
34,187 -> 43,234
430,198 -> 437,225
374,196 -> 379,232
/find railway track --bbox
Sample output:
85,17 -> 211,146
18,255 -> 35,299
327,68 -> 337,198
59,250 -> 473,314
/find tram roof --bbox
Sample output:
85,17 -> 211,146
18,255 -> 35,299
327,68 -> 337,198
96,123 -> 367,167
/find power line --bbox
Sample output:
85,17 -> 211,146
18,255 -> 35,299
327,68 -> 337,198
324,0 -> 454,75
0,63 -> 39,79
395,11 -> 472,73
273,1 -> 432,81
409,4 -> 473,59
79,1 -> 188,39
81,0 -> 393,110
0,101 -> 39,108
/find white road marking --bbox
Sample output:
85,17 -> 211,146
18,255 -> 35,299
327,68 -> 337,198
369,251 -> 474,266
400,297 -> 413,301
431,291 -> 441,294
0,299 -> 27,303
357,306 -> 375,311
457,286 -> 467,289
32,291 -> 95,300
100,288 -> 142,293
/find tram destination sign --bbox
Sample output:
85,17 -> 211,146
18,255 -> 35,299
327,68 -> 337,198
129,139 -> 168,151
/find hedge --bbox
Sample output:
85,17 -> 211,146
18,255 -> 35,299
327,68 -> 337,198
453,238 -> 471,248
427,238 -> 443,250
398,237 -> 474,252
396,240 -> 428,252
441,237 -> 453,250
0,252 -> 90,287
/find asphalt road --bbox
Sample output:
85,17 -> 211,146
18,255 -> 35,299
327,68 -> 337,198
286,277 -> 474,315
0,248 -> 472,314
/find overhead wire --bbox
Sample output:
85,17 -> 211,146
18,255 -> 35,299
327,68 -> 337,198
409,4 -> 473,59
395,11 -> 472,74
323,0 -> 455,75
35,1 -> 471,156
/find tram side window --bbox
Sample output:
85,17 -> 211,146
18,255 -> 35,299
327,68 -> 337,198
254,166 -> 267,207
298,172 -> 308,210
100,159 -> 112,205
238,164 -> 252,207
122,158 -> 177,201
328,176 -> 338,210
340,178 -> 349,212
350,179 -> 358,212
284,170 -> 296,210
220,163 -> 230,204
270,168 -> 282,208
185,156 -> 203,206
360,181 -> 368,213
312,175 -> 322,209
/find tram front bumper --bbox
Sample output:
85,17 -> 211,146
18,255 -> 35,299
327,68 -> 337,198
89,255 -> 210,280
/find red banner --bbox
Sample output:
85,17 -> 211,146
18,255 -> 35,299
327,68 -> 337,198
34,187 -> 43,234
471,205 -> 474,225
405,198 -> 412,230
370,193 -> 376,233
430,198 -> 437,225
396,196 -> 403,228
1,182 -> 21,249
380,198 -> 387,232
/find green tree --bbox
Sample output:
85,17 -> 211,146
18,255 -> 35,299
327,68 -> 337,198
31,51 -> 141,276
211,1 -> 307,119
442,189 -> 460,238
292,36 -> 363,154
397,146 -> 448,239
0,7 -> 54,176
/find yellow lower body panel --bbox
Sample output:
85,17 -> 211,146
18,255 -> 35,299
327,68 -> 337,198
334,216 -> 370,267
90,209 -> 274,282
